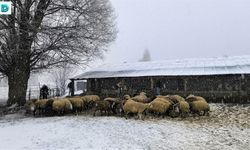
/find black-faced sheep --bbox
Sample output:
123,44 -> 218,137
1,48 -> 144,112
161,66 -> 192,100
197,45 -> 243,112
44,99 -> 54,116
104,97 -> 120,114
186,95 -> 209,116
166,95 -> 190,117
122,99 -> 151,120
82,95 -> 100,109
104,97 -> 127,116
93,100 -> 112,116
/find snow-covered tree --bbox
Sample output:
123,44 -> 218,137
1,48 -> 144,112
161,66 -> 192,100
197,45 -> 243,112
0,0 -> 117,106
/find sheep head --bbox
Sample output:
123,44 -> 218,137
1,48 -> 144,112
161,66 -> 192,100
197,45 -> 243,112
140,92 -> 146,95
145,103 -> 152,109
123,94 -> 131,100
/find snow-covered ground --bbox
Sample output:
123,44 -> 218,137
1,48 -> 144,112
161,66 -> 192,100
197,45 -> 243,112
0,104 -> 250,150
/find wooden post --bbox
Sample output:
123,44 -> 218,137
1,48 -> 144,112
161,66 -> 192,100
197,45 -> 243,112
150,77 -> 154,90
70,79 -> 75,96
184,78 -> 187,93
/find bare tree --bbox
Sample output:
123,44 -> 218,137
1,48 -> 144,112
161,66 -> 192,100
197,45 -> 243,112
139,48 -> 151,62
51,63 -> 75,96
0,0 -> 117,106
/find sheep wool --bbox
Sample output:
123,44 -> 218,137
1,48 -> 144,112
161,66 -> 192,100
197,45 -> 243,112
123,99 -> 150,114
68,97 -> 84,113
190,100 -> 209,115
132,92 -> 148,103
52,100 -> 66,115
149,97 -> 173,114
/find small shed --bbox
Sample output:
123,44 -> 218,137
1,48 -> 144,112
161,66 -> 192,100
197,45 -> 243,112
71,55 -> 250,103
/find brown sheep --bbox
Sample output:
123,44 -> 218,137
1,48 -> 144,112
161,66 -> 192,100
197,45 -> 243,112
123,94 -> 131,100
176,100 -> 190,117
52,98 -> 73,115
166,95 -> 185,103
24,100 -> 37,116
68,97 -> 85,115
185,95 -> 207,103
123,99 -> 151,120
62,99 -> 73,113
82,95 -> 100,109
189,100 -> 209,116
52,100 -> 65,115
148,97 -> 173,117
132,92 -> 148,103
34,99 -> 48,116
166,95 -> 190,117
186,95 -> 209,116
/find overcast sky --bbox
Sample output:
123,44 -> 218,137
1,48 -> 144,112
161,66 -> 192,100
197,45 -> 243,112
98,0 -> 250,64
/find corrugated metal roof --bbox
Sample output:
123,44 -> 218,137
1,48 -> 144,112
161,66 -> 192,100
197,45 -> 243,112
73,55 -> 250,79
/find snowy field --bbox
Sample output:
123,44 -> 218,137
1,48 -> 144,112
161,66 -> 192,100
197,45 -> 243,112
0,104 -> 249,150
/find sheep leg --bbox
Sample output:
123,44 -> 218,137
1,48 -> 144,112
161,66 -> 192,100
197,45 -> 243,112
107,110 -> 110,116
124,112 -> 128,119
33,110 -> 36,117
138,113 -> 145,120
76,109 -> 78,116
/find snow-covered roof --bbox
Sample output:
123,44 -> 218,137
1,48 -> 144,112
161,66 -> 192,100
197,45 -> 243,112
73,55 -> 250,79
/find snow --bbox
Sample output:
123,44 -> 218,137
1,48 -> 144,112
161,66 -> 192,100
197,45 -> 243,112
73,55 -> 250,79
0,103 -> 250,150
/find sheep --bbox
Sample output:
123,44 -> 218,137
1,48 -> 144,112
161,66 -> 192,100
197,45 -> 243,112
34,99 -> 48,116
131,92 -> 148,103
185,94 -> 207,102
122,99 -> 151,120
186,95 -> 209,116
24,100 -> 37,116
62,99 -> 73,113
166,95 -> 190,117
123,94 -> 131,100
68,97 -> 85,115
44,99 -> 54,116
52,100 -> 65,115
52,98 -> 73,116
93,100 -> 112,116
180,100 -> 190,114
104,97 -> 120,114
148,97 -> 173,117
166,95 -> 185,103
114,100 -> 125,116
189,100 -> 210,116
104,97 -> 126,115
82,95 -> 100,109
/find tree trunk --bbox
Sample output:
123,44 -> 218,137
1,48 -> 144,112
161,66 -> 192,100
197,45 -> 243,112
7,70 -> 30,106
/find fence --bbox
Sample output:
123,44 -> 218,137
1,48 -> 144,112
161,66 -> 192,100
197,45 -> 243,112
27,87 -> 62,100
0,86 -> 63,103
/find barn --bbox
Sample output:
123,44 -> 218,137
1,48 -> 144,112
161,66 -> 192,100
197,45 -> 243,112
71,55 -> 250,103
